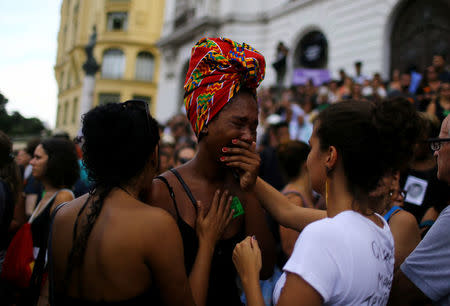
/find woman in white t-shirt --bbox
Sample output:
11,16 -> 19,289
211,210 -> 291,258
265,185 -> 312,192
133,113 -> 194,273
222,98 -> 422,305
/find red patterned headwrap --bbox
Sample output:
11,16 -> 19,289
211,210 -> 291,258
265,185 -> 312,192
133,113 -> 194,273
184,37 -> 266,136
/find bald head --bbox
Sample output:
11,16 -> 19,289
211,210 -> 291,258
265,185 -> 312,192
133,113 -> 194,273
435,115 -> 450,184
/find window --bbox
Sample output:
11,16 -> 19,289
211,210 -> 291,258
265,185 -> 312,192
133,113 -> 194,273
132,95 -> 151,105
175,0 -> 195,28
63,25 -> 68,49
107,12 -> 128,31
72,98 -> 78,124
296,31 -> 328,69
72,14 -> 78,46
101,49 -> 125,79
135,52 -> 155,81
67,70 -> 72,89
56,104 -> 61,127
98,93 -> 120,105
59,71 -> 64,91
63,101 -> 69,125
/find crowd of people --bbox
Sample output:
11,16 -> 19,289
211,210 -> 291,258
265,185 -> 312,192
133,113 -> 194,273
0,36 -> 449,306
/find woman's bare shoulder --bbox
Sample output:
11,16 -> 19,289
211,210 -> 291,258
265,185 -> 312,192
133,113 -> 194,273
391,209 -> 417,227
133,202 -> 179,233
53,189 -> 75,207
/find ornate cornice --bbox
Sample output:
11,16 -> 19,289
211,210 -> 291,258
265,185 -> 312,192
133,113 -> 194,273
157,0 -> 316,48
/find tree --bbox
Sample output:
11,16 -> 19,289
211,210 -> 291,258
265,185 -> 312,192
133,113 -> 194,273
0,92 -> 47,136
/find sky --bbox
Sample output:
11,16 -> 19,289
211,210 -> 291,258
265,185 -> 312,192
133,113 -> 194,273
0,0 -> 62,129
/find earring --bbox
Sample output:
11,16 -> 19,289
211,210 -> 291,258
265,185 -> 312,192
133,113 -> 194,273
200,127 -> 208,136
325,166 -> 331,207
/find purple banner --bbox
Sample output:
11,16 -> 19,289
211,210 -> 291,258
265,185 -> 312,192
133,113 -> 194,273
292,68 -> 331,86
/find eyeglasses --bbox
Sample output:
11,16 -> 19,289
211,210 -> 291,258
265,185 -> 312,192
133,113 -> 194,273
389,189 -> 407,199
121,99 -> 151,135
427,137 -> 450,151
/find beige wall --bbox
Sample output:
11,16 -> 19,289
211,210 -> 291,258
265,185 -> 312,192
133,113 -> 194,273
54,0 -> 165,137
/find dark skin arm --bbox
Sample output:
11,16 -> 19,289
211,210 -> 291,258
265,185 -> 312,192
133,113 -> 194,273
388,269 -> 430,305
9,192 -> 25,233
389,211 -> 421,272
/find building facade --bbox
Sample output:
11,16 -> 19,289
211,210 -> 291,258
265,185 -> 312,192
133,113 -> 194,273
155,0 -> 450,123
54,0 -> 165,136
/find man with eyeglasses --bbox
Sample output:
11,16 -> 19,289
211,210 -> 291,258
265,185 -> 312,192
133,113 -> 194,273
390,115 -> 450,305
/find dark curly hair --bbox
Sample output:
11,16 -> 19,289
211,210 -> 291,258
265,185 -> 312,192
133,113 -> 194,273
277,140 -> 310,182
0,131 -> 22,203
40,138 -> 79,189
65,101 -> 160,287
0,131 -> 14,168
24,137 -> 41,157
316,98 -> 421,212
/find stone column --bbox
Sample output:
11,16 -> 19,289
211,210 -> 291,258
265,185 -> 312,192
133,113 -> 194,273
79,26 -> 100,122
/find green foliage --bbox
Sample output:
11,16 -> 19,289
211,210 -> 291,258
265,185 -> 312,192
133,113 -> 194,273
0,92 -> 47,136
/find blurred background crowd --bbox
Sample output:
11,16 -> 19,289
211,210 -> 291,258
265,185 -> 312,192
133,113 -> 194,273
4,51 -> 449,254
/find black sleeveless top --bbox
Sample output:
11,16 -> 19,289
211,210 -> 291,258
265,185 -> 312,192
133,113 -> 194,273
31,192 -> 61,249
156,169 -> 244,306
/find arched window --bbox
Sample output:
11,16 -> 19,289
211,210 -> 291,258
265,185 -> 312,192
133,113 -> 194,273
135,51 -> 155,81
390,0 -> 450,75
295,30 -> 328,69
101,49 -> 125,79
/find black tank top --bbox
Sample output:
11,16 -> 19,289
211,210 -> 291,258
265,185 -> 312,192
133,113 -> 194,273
31,191 -> 63,249
156,169 -> 244,306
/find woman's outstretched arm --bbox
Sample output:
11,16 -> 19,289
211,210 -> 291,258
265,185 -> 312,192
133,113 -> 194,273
253,177 -> 326,231
222,139 -> 326,232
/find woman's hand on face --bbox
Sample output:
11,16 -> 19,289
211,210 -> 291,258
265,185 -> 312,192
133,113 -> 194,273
233,236 -> 262,282
220,140 -> 260,191
196,189 -> 234,248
